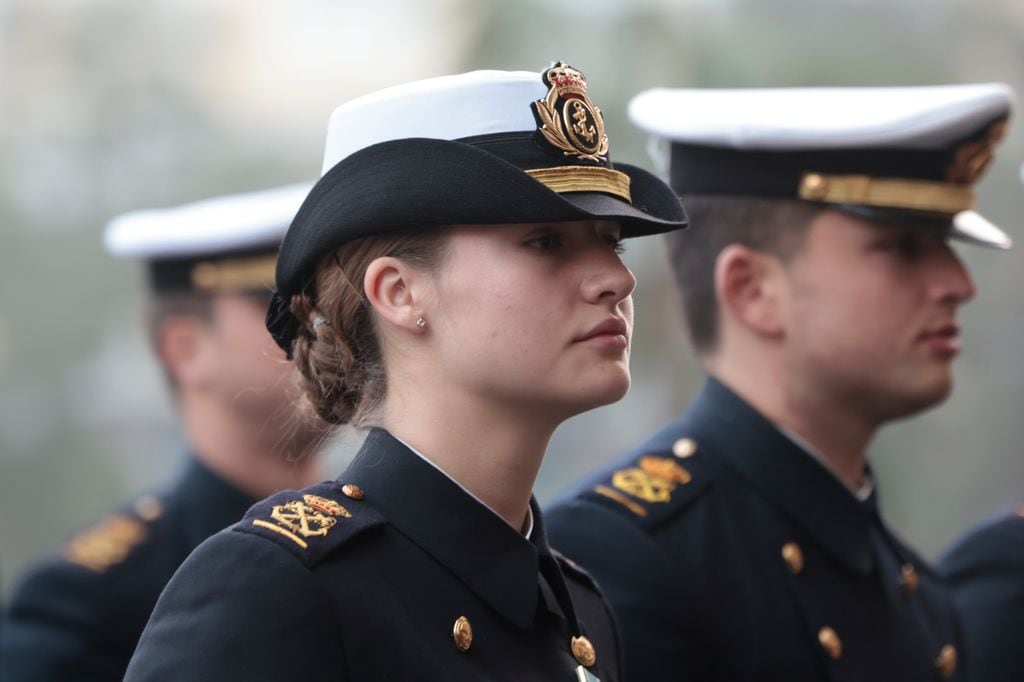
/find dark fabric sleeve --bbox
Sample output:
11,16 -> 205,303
0,561 -> 132,682
546,499 -> 702,681
940,520 -> 1024,682
124,530 -> 346,681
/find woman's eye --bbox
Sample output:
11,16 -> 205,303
527,234 -> 562,251
600,231 -> 626,254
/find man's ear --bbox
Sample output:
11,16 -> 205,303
714,244 -> 786,340
155,316 -> 217,390
363,256 -> 428,332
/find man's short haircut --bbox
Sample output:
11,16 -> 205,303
665,195 -> 821,355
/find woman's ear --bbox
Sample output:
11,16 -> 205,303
714,244 -> 785,340
363,256 -> 428,332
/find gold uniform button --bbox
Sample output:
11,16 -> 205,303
781,542 -> 804,575
801,173 -> 830,200
134,495 -> 164,522
672,438 -> 697,458
571,635 -> 597,667
818,626 -> 842,659
341,484 -> 365,501
900,563 -> 919,595
935,644 -> 957,679
452,616 -> 472,652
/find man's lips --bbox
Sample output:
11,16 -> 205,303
918,324 -> 961,357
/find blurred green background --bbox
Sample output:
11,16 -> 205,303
2,0 -> 1023,594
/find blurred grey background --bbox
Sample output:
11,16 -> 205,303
2,0 -> 1023,594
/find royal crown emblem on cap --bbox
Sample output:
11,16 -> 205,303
532,62 -> 609,163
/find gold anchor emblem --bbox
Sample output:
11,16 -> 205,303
270,495 -> 350,538
532,61 -> 609,163
611,456 -> 691,503
612,469 -> 674,503
251,493 -> 352,549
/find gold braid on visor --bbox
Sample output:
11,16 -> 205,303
191,255 -> 277,292
799,172 -> 975,214
525,166 -> 632,204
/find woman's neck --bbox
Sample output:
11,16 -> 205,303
381,390 -> 556,532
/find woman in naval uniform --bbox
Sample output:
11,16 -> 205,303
124,62 -> 686,682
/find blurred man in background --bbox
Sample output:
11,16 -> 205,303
0,183 -> 327,681
939,164 -> 1024,682
548,84 -> 1013,681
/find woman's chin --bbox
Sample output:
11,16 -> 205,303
564,373 -> 632,416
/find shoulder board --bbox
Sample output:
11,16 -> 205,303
233,480 -> 386,568
579,436 -> 715,529
62,493 -> 168,573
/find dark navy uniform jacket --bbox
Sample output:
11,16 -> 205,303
0,458 -> 254,682
546,378 -> 962,682
939,504 -> 1024,682
124,428 -> 622,682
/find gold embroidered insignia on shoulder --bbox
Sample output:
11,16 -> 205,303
64,516 -> 148,573
252,493 -> 351,550
603,455 -> 693,510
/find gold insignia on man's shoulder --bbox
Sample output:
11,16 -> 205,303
532,61 -> 609,163
252,494 -> 351,550
639,456 -> 692,484
610,454 -> 693,504
593,485 -> 648,517
64,516 -> 148,572
611,468 -> 674,503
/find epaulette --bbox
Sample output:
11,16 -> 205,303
62,493 -> 167,573
234,480 -> 386,568
579,436 -> 714,529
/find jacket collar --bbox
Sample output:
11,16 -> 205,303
175,456 -> 258,548
344,428 -> 547,629
684,378 -> 876,574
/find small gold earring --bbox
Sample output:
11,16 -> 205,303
416,317 -> 426,329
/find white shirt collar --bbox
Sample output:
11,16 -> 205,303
390,434 -> 534,538
777,427 -> 875,502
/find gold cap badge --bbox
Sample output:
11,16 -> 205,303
533,62 -> 609,164
946,119 -> 1007,185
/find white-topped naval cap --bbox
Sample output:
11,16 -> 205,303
629,84 -> 1015,150
104,182 -> 314,260
321,70 -> 546,176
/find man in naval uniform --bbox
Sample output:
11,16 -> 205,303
547,84 -> 1014,681
0,184 -> 327,681
939,163 -> 1024,682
